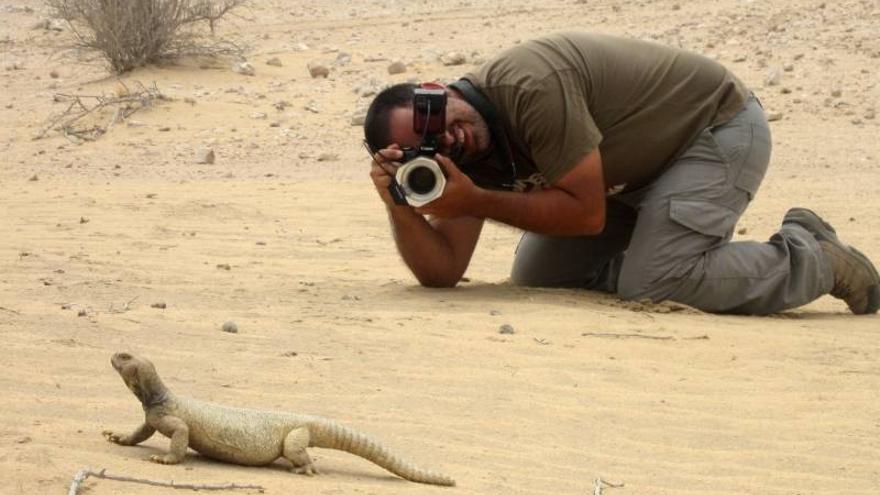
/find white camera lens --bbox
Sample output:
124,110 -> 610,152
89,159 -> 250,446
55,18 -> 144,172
395,156 -> 446,207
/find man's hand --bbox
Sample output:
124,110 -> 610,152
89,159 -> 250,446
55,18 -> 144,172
414,154 -> 478,218
368,144 -> 405,207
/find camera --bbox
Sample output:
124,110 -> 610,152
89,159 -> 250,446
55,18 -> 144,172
389,87 -> 448,207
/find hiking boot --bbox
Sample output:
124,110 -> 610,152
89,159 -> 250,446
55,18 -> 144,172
783,207 -> 880,314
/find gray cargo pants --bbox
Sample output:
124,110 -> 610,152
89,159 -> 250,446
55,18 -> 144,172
510,94 -> 834,314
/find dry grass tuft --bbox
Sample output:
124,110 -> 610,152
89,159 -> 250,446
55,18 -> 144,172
47,0 -> 247,73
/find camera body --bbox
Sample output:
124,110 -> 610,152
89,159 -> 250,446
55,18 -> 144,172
390,87 -> 448,207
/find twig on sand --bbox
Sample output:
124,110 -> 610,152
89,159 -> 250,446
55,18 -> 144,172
68,467 -> 265,494
35,81 -> 167,142
593,477 -> 625,495
581,332 -> 674,341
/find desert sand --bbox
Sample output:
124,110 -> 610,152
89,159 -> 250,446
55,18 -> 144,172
1,0 -> 878,494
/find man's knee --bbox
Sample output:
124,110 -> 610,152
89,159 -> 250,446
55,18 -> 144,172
616,259 -> 686,302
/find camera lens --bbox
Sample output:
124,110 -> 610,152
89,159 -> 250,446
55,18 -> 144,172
407,166 -> 437,195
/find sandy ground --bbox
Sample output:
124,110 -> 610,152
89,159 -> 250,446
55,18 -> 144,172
1,0 -> 879,494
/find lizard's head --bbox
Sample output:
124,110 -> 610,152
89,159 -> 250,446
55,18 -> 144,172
111,352 -> 169,407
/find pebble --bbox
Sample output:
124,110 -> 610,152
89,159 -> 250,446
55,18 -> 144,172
151,302 -> 167,309
387,60 -> 407,75
221,321 -> 239,333
499,324 -> 515,335
766,111 -> 784,122
265,57 -> 282,67
764,67 -> 782,86
308,62 -> 330,78
350,109 -> 367,126
440,52 -> 467,66
232,61 -> 255,76
195,147 -> 215,164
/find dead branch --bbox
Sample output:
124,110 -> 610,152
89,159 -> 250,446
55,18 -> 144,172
68,467 -> 265,494
35,81 -> 166,142
593,477 -> 625,495
581,332 -> 674,341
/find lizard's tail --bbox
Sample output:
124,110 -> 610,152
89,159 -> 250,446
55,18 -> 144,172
310,419 -> 455,486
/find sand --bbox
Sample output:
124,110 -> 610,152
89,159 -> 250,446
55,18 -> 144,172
1,0 -> 878,493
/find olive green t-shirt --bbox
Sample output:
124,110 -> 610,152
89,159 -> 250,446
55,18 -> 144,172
464,32 -> 749,193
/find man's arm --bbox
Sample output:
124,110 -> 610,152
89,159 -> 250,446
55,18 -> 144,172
370,150 -> 484,287
420,149 -> 607,236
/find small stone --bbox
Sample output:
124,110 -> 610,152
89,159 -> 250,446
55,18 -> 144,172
764,67 -> 782,86
28,174 -> 38,182
737,227 -> 748,235
216,263 -> 231,270
490,309 -> 502,316
308,62 -> 330,78
499,324 -> 515,335
221,321 -> 239,333
317,153 -> 339,162
195,147 -> 215,164
265,57 -> 282,67
350,110 -> 367,126
440,52 -> 467,66
830,89 -> 842,98
232,61 -> 255,76
79,217 -> 89,224
251,112 -> 268,120
766,111 -> 784,122
49,69 -> 59,79
158,126 -> 171,132
783,63 -> 795,72
865,109 -> 876,120
304,101 -> 320,113
387,60 -> 407,75
77,309 -> 87,317
151,302 -> 167,309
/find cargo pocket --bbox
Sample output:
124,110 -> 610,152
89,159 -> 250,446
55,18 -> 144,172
669,198 -> 738,241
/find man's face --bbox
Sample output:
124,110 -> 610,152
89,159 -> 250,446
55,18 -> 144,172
387,90 -> 492,166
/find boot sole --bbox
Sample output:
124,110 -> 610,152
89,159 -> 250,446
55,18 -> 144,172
784,207 -> 880,314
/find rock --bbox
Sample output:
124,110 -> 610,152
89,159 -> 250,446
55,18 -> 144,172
196,147 -> 215,164
766,111 -> 784,122
308,62 -> 330,78
737,227 -> 748,235
350,109 -> 367,126
335,52 -> 352,66
251,112 -> 268,120
830,89 -> 842,98
440,52 -> 467,66
387,60 -> 407,75
232,61 -> 255,76
317,153 -> 339,162
221,321 -> 239,333
151,302 -> 167,309
304,101 -> 320,113
499,324 -> 515,335
265,57 -> 282,67
764,67 -> 782,86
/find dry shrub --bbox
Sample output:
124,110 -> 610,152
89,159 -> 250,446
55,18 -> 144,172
47,0 -> 247,73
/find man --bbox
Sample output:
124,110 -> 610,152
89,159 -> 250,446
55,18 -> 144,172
363,31 -> 879,315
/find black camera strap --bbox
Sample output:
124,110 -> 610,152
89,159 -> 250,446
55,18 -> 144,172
448,78 -> 518,190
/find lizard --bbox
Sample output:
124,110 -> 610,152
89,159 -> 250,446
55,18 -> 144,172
102,352 -> 456,486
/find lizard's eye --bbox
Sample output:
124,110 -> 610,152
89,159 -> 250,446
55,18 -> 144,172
117,353 -> 132,361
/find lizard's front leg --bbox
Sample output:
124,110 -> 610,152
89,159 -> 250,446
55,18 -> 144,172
103,423 -> 156,446
150,415 -> 189,465
283,427 -> 319,475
